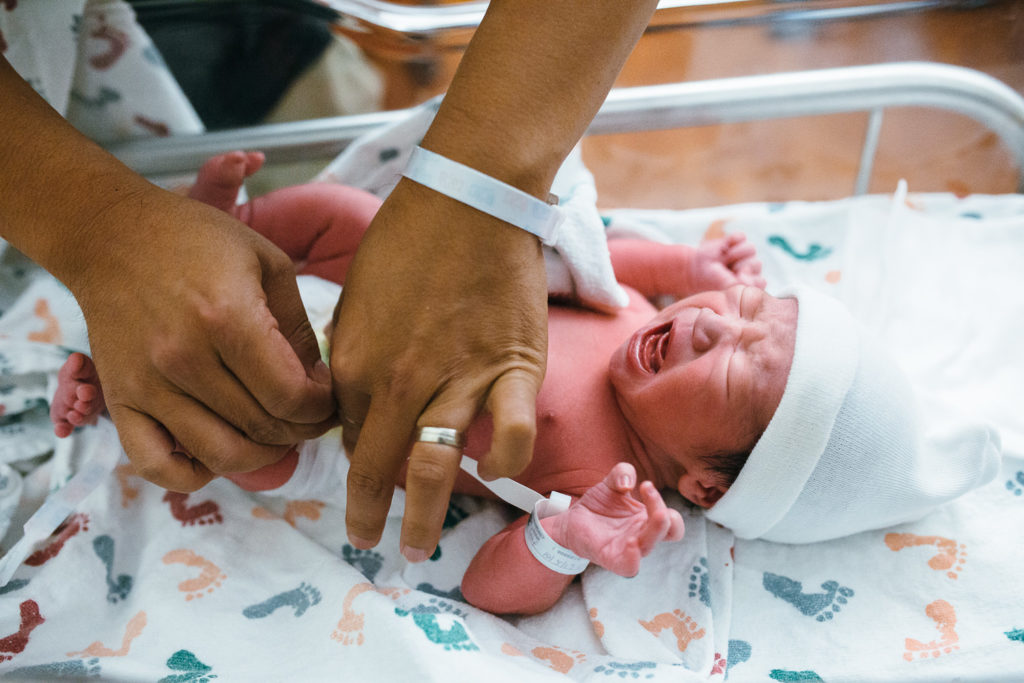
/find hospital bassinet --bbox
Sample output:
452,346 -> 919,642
1,1 -> 1022,680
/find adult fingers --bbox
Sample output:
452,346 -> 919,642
154,394 -> 296,475
110,406 -> 215,492
344,395 -> 418,549
476,369 -> 540,480
399,439 -> 463,562
155,344 -> 335,450
399,394 -> 480,560
216,270 -> 336,429
111,389 -> 294,488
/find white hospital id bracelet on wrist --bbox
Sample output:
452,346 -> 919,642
525,497 -> 589,576
401,146 -> 563,246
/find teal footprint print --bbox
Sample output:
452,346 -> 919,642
763,572 -> 853,622
160,649 -> 216,683
7,657 -> 100,678
243,583 -> 321,619
689,557 -> 711,607
0,578 -> 30,595
770,670 -> 824,682
394,598 -> 478,651
1005,471 -> 1024,496
342,544 -> 384,581
93,535 -> 132,603
593,660 -> 657,678
767,235 -> 833,261
727,640 -> 752,675
443,500 -> 470,529
416,582 -> 465,602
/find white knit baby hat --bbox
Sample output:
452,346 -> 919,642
705,286 -> 1002,544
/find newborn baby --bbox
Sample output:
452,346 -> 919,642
51,151 -> 1001,616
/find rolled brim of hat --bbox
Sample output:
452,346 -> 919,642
705,286 -> 1002,544
705,286 -> 860,540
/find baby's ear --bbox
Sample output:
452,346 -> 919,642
677,474 -> 727,509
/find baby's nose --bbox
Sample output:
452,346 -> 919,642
692,308 -> 742,352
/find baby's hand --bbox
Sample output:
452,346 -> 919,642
551,463 -> 685,577
691,233 -> 766,291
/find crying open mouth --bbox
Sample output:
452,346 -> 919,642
641,322 -> 671,373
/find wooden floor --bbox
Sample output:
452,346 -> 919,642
362,1 -> 1023,210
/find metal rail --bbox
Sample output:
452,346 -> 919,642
108,62 -> 1024,193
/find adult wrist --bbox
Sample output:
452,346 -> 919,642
401,147 -> 563,246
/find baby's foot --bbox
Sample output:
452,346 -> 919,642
51,352 -> 105,438
188,151 -> 265,214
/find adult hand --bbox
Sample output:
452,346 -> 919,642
551,462 -> 686,577
331,179 -> 548,561
71,187 -> 337,491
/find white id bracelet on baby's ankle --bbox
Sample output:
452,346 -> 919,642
401,146 -> 563,246
525,493 -> 589,576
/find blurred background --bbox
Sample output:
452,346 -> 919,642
130,0 -> 1024,208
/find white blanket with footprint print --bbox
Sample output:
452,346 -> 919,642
0,156 -> 1023,679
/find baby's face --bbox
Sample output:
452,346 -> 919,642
608,285 -> 797,506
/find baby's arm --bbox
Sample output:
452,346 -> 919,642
608,235 -> 765,299
461,463 -> 684,615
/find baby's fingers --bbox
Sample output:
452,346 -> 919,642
723,240 -> 757,267
635,482 -> 681,554
604,462 -> 637,493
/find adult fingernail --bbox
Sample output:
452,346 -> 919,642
401,545 -> 430,563
349,535 -> 375,550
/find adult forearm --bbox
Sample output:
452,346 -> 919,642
422,0 -> 659,198
0,56 -> 155,289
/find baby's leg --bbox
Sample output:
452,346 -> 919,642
241,184 -> 381,285
51,352 -> 106,438
187,151 -> 265,215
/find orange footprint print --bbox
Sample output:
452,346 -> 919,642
885,533 -> 967,579
501,643 -> 524,657
114,464 -> 142,508
251,500 -> 325,527
703,218 -> 730,242
532,646 -> 586,674
589,607 -> 605,639
27,298 -> 61,344
904,599 -> 960,661
67,611 -> 147,657
162,549 -> 226,600
331,584 -> 409,646
331,583 -> 374,646
639,609 -> 706,653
